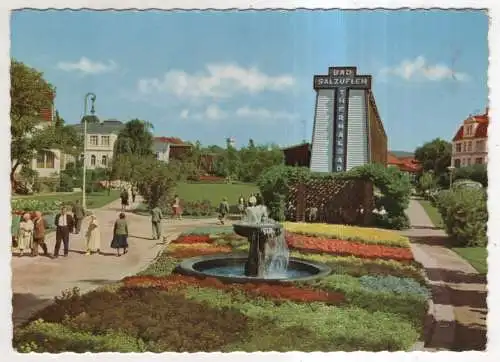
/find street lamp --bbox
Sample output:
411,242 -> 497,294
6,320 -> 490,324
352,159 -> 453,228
447,165 -> 455,189
82,92 -> 96,210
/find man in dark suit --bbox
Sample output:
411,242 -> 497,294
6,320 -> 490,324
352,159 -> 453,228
71,199 -> 85,234
53,206 -> 74,258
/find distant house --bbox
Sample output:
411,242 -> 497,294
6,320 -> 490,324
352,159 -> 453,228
14,89 -> 62,178
67,119 -> 125,169
451,108 -> 489,168
387,152 -> 421,179
153,136 -> 192,163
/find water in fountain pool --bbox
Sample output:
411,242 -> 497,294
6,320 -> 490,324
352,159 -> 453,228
200,262 -> 313,279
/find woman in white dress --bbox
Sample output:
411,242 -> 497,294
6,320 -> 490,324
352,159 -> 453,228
17,213 -> 34,257
85,214 -> 101,255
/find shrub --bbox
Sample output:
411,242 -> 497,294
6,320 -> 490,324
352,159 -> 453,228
181,200 -> 215,216
435,189 -> 488,247
283,222 -> 410,247
258,164 -> 411,229
453,164 -> 487,187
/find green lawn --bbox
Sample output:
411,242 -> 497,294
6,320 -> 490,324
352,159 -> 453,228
175,182 -> 259,205
417,199 -> 443,228
451,247 -> 488,274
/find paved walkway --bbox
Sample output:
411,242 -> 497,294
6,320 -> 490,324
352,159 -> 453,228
402,198 -> 487,351
11,197 -> 219,327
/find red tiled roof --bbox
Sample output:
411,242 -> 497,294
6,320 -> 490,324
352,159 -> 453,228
387,152 -> 421,173
387,153 -> 403,165
453,110 -> 489,141
154,136 -> 185,145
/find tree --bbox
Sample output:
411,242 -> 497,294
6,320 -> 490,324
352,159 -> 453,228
453,164 -> 488,187
418,171 -> 437,196
114,119 -> 154,157
414,138 -> 452,187
10,59 -> 56,183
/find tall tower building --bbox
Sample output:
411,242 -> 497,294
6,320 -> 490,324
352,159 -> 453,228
310,66 -> 388,173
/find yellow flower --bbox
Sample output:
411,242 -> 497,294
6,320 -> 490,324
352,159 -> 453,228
283,222 -> 410,248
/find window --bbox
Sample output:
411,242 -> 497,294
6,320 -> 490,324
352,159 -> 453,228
465,125 -> 473,136
467,141 -> 472,152
476,140 -> 485,152
101,136 -> 110,146
475,157 -> 483,165
467,158 -> 471,165
89,135 -> 98,146
455,143 -> 462,153
454,159 -> 461,168
90,155 -> 96,166
36,152 -> 45,168
101,155 -> 107,166
45,151 -> 55,168
36,150 -> 55,169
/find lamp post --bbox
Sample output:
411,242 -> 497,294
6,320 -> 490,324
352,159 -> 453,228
82,93 -> 97,210
447,165 -> 455,189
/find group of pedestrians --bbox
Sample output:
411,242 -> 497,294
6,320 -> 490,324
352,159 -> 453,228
13,198 -> 133,258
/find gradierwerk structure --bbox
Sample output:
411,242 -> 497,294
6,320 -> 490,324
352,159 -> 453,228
308,66 -> 388,172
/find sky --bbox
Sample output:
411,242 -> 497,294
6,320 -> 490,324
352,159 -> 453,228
10,10 -> 488,151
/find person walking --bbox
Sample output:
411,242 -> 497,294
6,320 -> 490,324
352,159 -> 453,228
111,212 -> 129,257
237,194 -> 245,216
85,213 -> 101,255
151,205 -> 163,240
32,211 -> 49,257
71,199 -> 85,234
131,186 -> 137,203
218,197 -> 230,225
17,213 -> 34,257
248,193 -> 257,207
120,189 -> 129,212
172,194 -> 182,220
53,206 -> 74,258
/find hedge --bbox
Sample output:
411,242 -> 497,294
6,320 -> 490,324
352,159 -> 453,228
435,188 -> 488,247
257,164 -> 412,230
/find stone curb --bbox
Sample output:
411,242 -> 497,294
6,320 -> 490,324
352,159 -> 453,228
410,244 -> 456,351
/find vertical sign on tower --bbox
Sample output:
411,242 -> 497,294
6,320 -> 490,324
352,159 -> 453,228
335,87 -> 348,172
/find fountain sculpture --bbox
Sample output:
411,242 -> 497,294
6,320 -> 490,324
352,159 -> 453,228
176,203 -> 331,283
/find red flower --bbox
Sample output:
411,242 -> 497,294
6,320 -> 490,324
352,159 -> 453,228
168,245 -> 232,258
173,235 -> 213,244
286,232 -> 414,262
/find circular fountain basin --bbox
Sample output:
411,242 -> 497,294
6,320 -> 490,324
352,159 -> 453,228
233,222 -> 282,238
175,253 -> 332,283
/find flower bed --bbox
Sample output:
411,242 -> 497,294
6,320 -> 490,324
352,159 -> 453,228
14,224 -> 428,353
172,235 -> 213,244
11,199 -> 63,214
286,233 -> 414,262
122,274 -> 345,305
283,222 -> 410,247
167,243 -> 233,258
